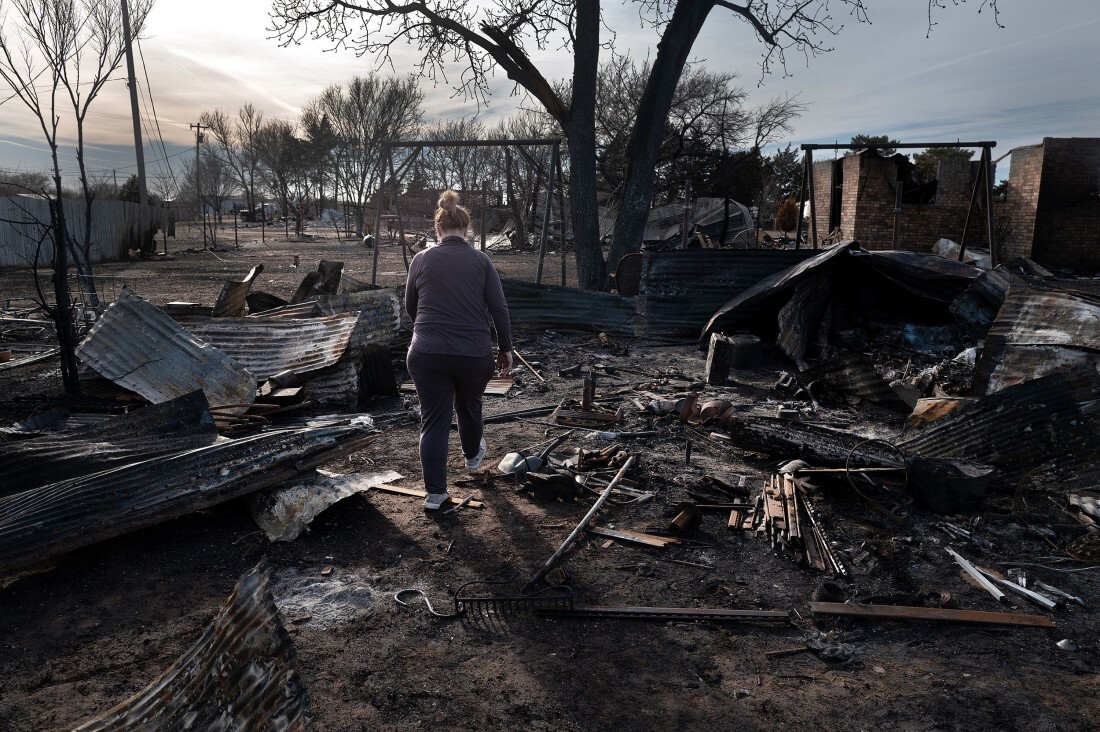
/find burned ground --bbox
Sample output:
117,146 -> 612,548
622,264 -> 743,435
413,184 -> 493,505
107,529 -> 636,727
1,228 -> 1098,731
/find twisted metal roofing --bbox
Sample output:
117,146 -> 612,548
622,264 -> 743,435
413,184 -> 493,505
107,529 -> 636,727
502,279 -> 635,336
178,313 -> 360,380
0,391 -> 217,495
76,288 -> 257,411
0,423 -> 374,574
75,562 -> 310,730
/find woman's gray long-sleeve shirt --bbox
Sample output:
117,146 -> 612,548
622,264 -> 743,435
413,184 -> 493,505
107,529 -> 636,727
405,235 -> 512,357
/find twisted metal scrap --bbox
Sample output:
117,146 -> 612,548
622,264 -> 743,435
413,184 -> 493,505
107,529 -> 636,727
76,561 -> 310,730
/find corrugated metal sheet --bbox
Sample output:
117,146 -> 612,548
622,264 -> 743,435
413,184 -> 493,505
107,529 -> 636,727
211,264 -> 264,317
76,288 -> 257,411
303,359 -> 361,411
701,244 -> 851,338
950,266 -> 1012,339
75,561 -> 310,731
973,284 -> 1100,394
0,391 -> 217,495
863,250 -> 981,303
178,313 -> 360,380
317,288 -> 406,351
901,369 -> 1100,486
0,196 -> 174,267
0,423 -> 374,574
638,248 -> 817,337
502,279 -> 635,336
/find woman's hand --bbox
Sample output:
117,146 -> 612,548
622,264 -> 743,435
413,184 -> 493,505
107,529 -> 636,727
497,350 -> 513,375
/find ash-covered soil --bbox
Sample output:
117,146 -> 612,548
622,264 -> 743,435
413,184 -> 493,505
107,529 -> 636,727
1,226 -> 1097,731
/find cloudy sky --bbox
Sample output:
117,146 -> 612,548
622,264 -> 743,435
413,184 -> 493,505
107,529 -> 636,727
0,0 -> 1097,190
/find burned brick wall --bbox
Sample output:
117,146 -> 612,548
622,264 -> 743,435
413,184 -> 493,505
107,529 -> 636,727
813,152 -> 986,252
997,143 -> 1045,262
1031,137 -> 1100,270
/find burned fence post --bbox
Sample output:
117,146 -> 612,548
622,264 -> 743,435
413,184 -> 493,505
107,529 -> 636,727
705,332 -> 734,385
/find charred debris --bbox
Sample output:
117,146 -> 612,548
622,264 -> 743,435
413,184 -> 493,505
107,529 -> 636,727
2,244 -> 1099,724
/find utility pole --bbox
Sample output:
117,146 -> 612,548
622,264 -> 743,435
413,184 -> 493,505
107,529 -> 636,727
190,122 -> 208,249
120,0 -> 147,209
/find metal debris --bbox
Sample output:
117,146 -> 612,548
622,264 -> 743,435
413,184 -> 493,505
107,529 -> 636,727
76,288 -> 257,412
249,470 -> 403,541
75,561 -> 310,730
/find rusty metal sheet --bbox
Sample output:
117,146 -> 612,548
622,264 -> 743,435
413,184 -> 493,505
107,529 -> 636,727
901,369 -> 1100,487
76,288 -> 257,411
638,248 -> 817,337
973,284 -> 1100,394
701,243 -> 852,338
211,263 -> 264,317
75,561 -> 310,730
179,312 -> 360,380
318,289 -> 405,352
950,266 -> 1012,339
0,391 -> 217,495
303,359 -> 361,411
0,423 -> 375,575
502,279 -> 635,336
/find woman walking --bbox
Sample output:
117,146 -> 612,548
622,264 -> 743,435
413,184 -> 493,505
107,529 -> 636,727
405,190 -> 513,510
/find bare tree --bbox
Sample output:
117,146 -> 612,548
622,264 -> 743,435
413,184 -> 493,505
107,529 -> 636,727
0,170 -> 50,196
311,74 -> 423,237
201,104 -> 265,216
270,0 -> 1000,289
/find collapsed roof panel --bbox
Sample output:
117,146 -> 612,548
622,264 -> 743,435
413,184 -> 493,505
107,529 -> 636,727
502,279 -> 635,336
701,243 -> 854,338
901,369 -> 1100,486
638,249 -> 817,337
863,251 -> 982,303
973,284 -> 1100,395
74,562 -> 310,731
0,391 -> 217,495
75,288 -> 257,412
950,266 -> 1012,339
178,313 -> 360,380
211,264 -> 264,318
0,423 -> 374,575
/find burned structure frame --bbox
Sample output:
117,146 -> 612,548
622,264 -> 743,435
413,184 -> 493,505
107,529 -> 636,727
371,138 -> 566,285
795,141 -> 997,264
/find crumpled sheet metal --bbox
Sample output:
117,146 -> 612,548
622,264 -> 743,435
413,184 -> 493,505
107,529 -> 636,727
0,391 -> 217,496
502,279 -> 635,336
179,313 -> 360,380
800,351 -> 907,410
250,469 -> 403,541
701,242 -> 854,339
901,369 -> 1100,487
302,359 -> 361,411
863,250 -> 981,304
0,423 -> 374,575
75,561 -> 310,731
949,266 -> 1012,339
973,284 -> 1100,395
637,248 -> 817,337
76,288 -> 257,412
211,263 -> 264,318
247,289 -> 405,348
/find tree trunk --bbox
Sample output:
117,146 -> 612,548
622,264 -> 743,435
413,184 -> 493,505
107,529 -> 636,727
49,163 -> 81,395
565,0 -> 602,290
607,0 -> 716,279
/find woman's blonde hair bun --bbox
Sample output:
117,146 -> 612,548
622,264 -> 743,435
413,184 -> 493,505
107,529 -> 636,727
435,188 -> 471,233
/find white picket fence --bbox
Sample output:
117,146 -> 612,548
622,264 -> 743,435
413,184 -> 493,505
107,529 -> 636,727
0,196 -> 175,269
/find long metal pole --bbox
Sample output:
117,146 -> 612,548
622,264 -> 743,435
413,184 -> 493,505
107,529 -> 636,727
371,144 -> 388,285
958,147 -> 986,261
524,456 -> 636,590
535,144 -> 558,284
806,149 -> 818,249
984,144 -> 997,267
120,0 -> 147,209
556,148 -> 568,286
891,180 -> 903,250
794,156 -> 808,249
190,123 -> 207,250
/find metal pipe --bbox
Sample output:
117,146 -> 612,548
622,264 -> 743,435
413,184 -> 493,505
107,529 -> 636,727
891,180 -> 903,250
806,148 -> 818,249
984,144 -> 997,267
794,156 -> 808,249
525,456 -> 636,590
958,146 -> 986,260
370,144 -> 387,285
535,144 -> 559,284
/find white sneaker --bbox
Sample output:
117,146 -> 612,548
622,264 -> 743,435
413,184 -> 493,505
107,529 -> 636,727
423,492 -> 450,510
465,437 -> 487,470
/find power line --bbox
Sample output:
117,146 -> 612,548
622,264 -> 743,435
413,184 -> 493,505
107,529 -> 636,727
136,35 -> 176,187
